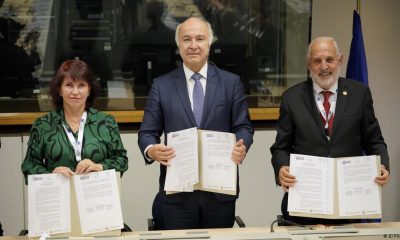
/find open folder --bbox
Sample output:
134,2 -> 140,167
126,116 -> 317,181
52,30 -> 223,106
164,128 -> 237,195
28,170 -> 123,237
288,154 -> 382,219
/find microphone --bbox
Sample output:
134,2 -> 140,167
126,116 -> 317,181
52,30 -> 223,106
269,218 -> 314,232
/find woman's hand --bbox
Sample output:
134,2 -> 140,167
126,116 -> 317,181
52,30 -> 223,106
53,166 -> 74,177
76,159 -> 103,174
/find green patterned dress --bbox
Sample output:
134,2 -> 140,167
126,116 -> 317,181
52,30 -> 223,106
21,108 -> 128,180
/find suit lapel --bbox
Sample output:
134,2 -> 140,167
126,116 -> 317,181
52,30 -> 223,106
174,66 -> 197,125
201,64 -> 218,127
331,78 -> 348,139
301,80 -> 327,139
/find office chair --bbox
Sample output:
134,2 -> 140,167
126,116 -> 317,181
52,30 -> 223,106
19,229 -> 28,236
122,223 -> 133,232
276,214 -> 290,226
235,216 -> 246,228
147,216 -> 246,231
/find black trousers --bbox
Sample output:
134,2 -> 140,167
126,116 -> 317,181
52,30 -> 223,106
153,191 -> 236,230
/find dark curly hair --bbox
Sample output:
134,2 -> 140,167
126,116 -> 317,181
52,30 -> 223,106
49,59 -> 102,109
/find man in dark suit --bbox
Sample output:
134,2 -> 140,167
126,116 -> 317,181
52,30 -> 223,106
270,37 -> 390,225
138,17 -> 254,230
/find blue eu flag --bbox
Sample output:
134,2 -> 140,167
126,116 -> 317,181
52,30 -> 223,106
348,11 -> 381,224
346,10 -> 368,85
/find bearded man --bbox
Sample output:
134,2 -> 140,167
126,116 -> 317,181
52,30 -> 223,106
270,37 -> 390,225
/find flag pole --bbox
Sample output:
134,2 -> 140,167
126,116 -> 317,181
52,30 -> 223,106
357,0 -> 360,13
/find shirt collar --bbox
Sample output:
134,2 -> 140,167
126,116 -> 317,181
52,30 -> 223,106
183,62 -> 208,81
313,80 -> 338,94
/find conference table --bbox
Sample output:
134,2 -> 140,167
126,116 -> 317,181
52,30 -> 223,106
1,222 -> 399,240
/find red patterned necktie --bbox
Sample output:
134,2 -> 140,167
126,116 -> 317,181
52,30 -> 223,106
321,91 -> 334,136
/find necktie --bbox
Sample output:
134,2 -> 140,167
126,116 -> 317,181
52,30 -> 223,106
321,91 -> 334,136
192,73 -> 204,126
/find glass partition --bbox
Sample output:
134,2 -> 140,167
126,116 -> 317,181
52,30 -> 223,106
0,0 -> 311,117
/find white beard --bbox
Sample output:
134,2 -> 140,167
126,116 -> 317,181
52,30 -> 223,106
310,68 -> 340,89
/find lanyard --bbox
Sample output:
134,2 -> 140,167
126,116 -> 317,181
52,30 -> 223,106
314,90 -> 337,128
63,111 -> 87,162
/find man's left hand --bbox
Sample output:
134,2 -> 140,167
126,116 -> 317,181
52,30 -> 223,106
231,139 -> 247,164
375,164 -> 390,186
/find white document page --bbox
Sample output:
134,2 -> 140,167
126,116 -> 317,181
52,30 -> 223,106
164,127 -> 199,191
73,169 -> 123,234
288,154 -> 334,214
337,156 -> 381,216
28,173 -> 70,237
201,130 -> 236,191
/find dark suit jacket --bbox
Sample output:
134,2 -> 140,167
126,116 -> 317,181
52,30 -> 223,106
271,77 -> 389,184
138,63 -> 254,203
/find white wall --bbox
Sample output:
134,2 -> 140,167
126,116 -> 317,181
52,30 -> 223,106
119,132 -> 159,231
363,1 -> 400,220
0,135 -> 25,235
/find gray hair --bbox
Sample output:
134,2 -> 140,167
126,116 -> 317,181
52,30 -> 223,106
306,37 -> 341,62
175,17 -> 214,47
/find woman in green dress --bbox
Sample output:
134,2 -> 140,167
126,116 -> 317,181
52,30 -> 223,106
21,59 -> 128,178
